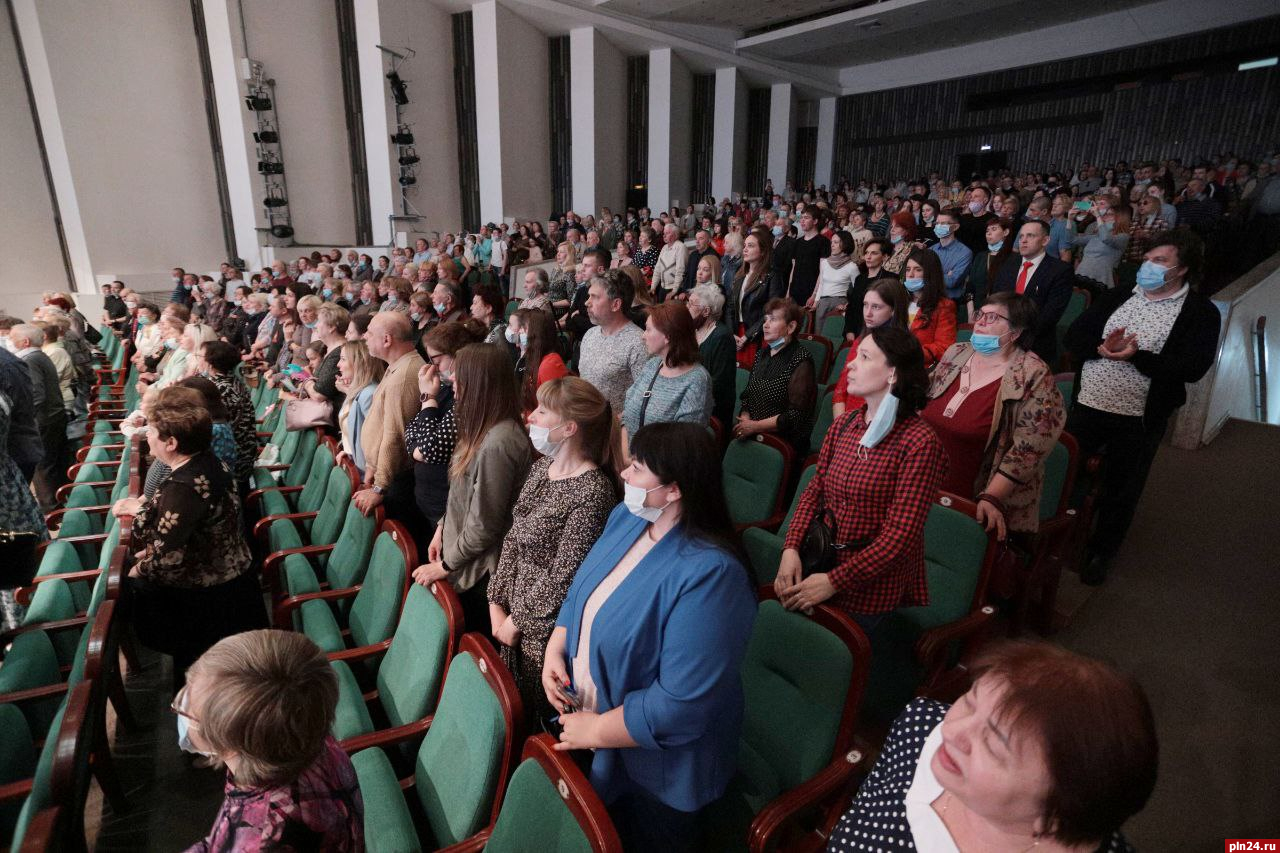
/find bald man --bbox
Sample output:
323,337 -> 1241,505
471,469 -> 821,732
353,312 -> 425,523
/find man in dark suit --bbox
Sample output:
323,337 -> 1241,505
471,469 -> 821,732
9,324 -> 66,511
990,220 -> 1074,364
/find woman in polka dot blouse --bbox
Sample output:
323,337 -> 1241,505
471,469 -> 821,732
828,642 -> 1155,853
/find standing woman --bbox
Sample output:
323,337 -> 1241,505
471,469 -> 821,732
923,292 -> 1065,541
832,278 -> 911,417
633,226 -> 660,280
548,242 -> 579,314
775,327 -> 944,637
902,249 -> 958,367
814,230 -> 860,324
542,422 -> 756,851
404,321 -> 485,537
867,195 -> 891,237
0,386 -> 45,600
621,302 -> 712,442
113,386 -> 267,688
488,377 -> 620,728
471,282 -> 511,349
334,341 -> 385,479
510,308 -> 569,414
686,284 -> 737,431
413,344 -> 533,637
1074,205 -> 1132,290
843,238 -> 900,341
198,341 -> 258,493
719,231 -> 744,296
727,229 -> 786,370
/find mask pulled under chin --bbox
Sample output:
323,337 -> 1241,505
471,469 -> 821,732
860,391 -> 899,450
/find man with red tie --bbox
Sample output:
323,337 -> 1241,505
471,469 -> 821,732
991,220 -> 1074,364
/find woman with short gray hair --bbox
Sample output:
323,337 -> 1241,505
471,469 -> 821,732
687,283 -> 737,430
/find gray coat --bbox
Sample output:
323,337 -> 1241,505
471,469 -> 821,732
441,419 -> 532,593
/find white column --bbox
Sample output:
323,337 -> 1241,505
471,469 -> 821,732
767,82 -> 796,191
569,27 -> 597,216
471,1 -> 504,225
814,96 -> 837,191
647,48 -> 691,213
201,0 -> 263,270
353,0 -> 395,244
10,0 -> 94,291
711,66 -> 747,202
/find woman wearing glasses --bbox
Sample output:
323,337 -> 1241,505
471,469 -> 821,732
921,292 -> 1065,541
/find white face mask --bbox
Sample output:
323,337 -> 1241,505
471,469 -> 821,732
623,480 -> 669,523
528,421 -> 564,457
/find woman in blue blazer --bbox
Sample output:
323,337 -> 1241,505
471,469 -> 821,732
543,422 -> 756,851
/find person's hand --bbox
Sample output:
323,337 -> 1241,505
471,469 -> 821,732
112,497 -> 142,518
1098,327 -> 1138,360
428,525 -> 443,563
554,711 -> 602,751
412,561 -> 448,587
733,415 -> 758,440
494,616 -> 521,648
976,499 -> 1007,541
352,488 -> 383,515
805,295 -> 816,309
779,572 -> 837,613
774,548 -> 803,597
417,362 -> 440,398
734,334 -> 746,351
541,655 -> 572,714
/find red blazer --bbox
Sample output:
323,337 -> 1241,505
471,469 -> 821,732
910,297 -> 957,367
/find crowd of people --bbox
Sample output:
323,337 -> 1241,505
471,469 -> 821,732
1,149 -> 1263,851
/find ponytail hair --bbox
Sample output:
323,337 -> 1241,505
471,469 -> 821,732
535,376 -> 622,497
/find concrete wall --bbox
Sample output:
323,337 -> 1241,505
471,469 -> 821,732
30,0 -> 227,290
496,3 -> 550,221
646,48 -> 692,213
376,0 -> 461,240
0,10 -> 65,313
237,0 -> 356,245
570,27 -> 627,217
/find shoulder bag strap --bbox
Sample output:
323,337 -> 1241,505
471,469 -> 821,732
636,364 -> 662,429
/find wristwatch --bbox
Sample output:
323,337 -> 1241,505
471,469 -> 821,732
420,392 -> 436,404
371,485 -> 385,495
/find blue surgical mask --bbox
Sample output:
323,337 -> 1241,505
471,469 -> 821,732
933,223 -> 951,238
304,321 -> 317,330
903,277 -> 925,292
771,225 -> 783,238
386,295 -> 397,304
970,331 -> 1005,355
891,235 -> 903,245
768,337 -> 786,353
164,339 -> 178,350
987,241 -> 1004,252
177,714 -> 216,757
434,302 -> 447,315
1136,260 -> 1170,290
860,390 -> 899,449
519,332 -> 529,347
410,311 -> 422,323
322,288 -> 332,299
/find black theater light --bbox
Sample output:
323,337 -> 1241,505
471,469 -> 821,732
264,195 -> 288,208
391,131 -> 414,145
271,224 -> 294,239
398,148 -> 420,166
387,70 -> 409,106
257,161 -> 284,174
398,174 -> 417,187
253,130 -> 279,144
245,93 -> 273,111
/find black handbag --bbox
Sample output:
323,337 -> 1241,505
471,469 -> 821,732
797,413 -> 869,576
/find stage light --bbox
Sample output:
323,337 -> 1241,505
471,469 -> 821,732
398,149 -> 420,166
387,70 -> 409,106
253,130 -> 279,144
271,224 -> 294,239
264,195 -> 288,208
245,94 -> 272,111
257,161 -> 284,174
391,131 -> 414,145
398,174 -> 417,186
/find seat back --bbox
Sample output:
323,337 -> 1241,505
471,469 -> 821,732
0,705 -> 34,841
484,734 -> 620,853
1039,434 -> 1078,522
735,598 -> 869,813
796,334 -> 832,380
10,681 -> 94,852
55,509 -> 102,568
376,581 -> 462,728
722,436 -> 788,527
955,323 -> 974,343
347,523 -> 414,648
734,367 -> 749,417
280,429 -> 320,488
296,443 -> 338,515
810,390 -> 835,450
415,635 -> 521,847
1056,289 -> 1089,352
914,495 -> 994,630
827,344 -> 850,386
324,499 -> 380,587
818,314 -> 844,346
269,464 -> 351,555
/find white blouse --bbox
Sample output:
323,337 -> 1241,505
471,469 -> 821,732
816,258 -> 859,300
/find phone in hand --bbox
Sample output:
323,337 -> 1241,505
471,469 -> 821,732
1072,200 -> 1092,211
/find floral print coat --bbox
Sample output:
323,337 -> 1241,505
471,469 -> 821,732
927,344 -> 1065,533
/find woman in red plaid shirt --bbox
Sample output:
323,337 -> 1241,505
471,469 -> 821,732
776,326 -> 945,637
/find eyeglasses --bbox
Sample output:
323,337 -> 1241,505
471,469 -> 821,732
973,311 -> 1011,325
170,685 -> 200,723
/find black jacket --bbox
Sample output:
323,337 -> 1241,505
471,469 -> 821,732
991,254 -> 1075,363
0,348 -> 43,479
728,268 -> 787,345
1064,285 -> 1220,429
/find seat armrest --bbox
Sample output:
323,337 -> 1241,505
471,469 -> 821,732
748,749 -> 871,853
339,714 -> 434,755
273,584 -> 361,627
253,510 -> 319,544
914,606 -> 997,692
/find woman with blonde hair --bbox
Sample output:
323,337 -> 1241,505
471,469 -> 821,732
414,343 -> 532,634
1073,201 -> 1132,289
488,376 -> 620,726
548,241 -> 578,312
720,231 -> 744,294
179,630 -> 363,851
335,340 -> 386,477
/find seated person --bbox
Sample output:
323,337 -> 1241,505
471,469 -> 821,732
902,249 -> 958,368
179,630 -> 364,852
833,278 -> 911,417
828,641 -> 1157,853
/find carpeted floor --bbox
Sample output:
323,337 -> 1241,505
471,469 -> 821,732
82,419 -> 1280,851
1055,418 -> 1280,852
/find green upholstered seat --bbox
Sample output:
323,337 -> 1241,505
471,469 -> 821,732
268,464 -> 351,561
827,345 -> 850,386
260,442 -> 336,518
819,314 -> 844,347
863,501 -> 989,724
1039,440 -> 1071,522
299,529 -> 404,653
332,583 -> 453,741
734,367 -> 749,418
253,425 -> 315,489
8,695 -> 67,851
796,336 -> 831,380
281,493 -> 376,609
742,463 -> 818,585
0,631 -> 63,739
723,438 -> 787,528
810,390 -> 835,451
352,650 -> 510,851
483,757 -> 595,853
0,705 -> 35,840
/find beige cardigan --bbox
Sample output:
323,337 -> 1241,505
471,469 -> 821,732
440,419 -> 532,592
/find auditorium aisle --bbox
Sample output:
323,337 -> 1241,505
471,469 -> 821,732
83,421 -> 1280,851
1055,419 -> 1280,851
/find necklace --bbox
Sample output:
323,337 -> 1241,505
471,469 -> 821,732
939,793 -> 1041,853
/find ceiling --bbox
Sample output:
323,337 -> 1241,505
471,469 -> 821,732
591,0 -> 866,32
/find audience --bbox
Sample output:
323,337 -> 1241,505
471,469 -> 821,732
776,327 -> 944,637
735,299 -> 816,457
828,641 -> 1157,852
728,229 -> 787,369
334,340 -> 385,478
621,302 -> 712,442
414,343 -> 532,635
488,377 -> 620,728
991,220 -> 1075,364
577,272 -> 649,414
686,283 -> 737,430
180,630 -> 364,852
843,237 -> 899,341
923,293 -> 1066,539
544,422 -> 755,851
903,249 -> 959,367
113,386 -> 267,688
511,308 -> 568,413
